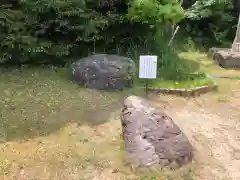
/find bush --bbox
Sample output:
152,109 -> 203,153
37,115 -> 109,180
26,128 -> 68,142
0,0 -> 114,65
182,0 -> 238,48
0,0 -> 186,66
0,0 -> 210,85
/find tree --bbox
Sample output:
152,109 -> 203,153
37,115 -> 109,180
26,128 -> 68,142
182,0 -> 237,47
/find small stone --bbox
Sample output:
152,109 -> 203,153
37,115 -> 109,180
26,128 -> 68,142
112,169 -> 119,173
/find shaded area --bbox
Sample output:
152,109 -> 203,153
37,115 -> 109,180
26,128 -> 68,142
183,59 -> 201,71
0,67 -> 144,142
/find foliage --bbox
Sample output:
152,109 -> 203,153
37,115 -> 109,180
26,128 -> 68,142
0,0 -> 185,65
185,0 -> 216,19
182,0 -> 238,47
0,0 -> 238,84
126,0 -> 184,25
0,7 -> 33,64
0,0 -> 113,65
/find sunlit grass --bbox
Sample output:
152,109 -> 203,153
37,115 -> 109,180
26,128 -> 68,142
179,51 -> 240,76
0,67 -> 194,180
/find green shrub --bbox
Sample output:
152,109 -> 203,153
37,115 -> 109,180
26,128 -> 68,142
0,0 -> 210,85
0,0 -> 186,66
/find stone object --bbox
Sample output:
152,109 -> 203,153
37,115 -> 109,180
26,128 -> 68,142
215,51 -> 240,68
210,49 -> 240,68
70,54 -> 136,90
121,96 -> 193,168
208,47 -> 230,58
208,14 -> 240,69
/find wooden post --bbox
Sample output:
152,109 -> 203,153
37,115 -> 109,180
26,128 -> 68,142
146,79 -> 149,97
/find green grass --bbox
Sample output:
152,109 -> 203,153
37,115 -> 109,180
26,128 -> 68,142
179,51 -> 240,76
0,67 -> 194,180
137,68 -> 214,89
1,48 -> 234,180
153,78 -> 213,88
138,77 -> 213,89
126,42 -> 215,89
1,49 -> 237,179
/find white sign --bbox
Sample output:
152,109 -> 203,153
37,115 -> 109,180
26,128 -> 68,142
139,55 -> 157,79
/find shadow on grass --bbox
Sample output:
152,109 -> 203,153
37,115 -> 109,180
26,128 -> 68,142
0,67 -> 144,142
179,52 -> 240,74
183,59 -> 200,71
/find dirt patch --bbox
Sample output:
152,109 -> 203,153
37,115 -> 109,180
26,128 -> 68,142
150,79 -> 240,180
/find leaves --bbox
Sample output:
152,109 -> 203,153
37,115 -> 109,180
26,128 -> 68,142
0,0 -> 238,64
126,0 -> 184,25
0,0 -> 113,64
182,0 -> 237,46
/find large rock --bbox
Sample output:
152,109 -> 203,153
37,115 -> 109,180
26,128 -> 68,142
70,54 -> 136,90
121,96 -> 193,168
208,47 -> 230,58
208,48 -> 240,68
213,50 -> 240,68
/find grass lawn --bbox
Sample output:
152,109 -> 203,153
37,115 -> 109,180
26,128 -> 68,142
138,77 -> 214,89
180,51 -> 240,101
0,67 -> 193,180
0,51 -> 239,179
179,51 -> 240,76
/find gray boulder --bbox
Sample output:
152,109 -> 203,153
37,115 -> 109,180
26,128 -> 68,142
70,54 -> 136,90
121,96 -> 193,168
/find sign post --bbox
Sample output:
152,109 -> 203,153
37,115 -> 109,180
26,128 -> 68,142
139,55 -> 157,97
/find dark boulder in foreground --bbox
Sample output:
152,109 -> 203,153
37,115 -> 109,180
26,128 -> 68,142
70,54 -> 136,90
121,96 -> 193,168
